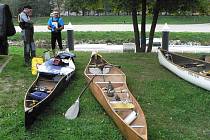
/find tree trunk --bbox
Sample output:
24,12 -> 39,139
141,0 -> 146,52
131,0 -> 141,52
82,8 -> 85,16
68,8 -> 69,16
147,0 -> 160,52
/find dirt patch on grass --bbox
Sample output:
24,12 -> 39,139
0,77 -> 26,108
0,56 -> 12,73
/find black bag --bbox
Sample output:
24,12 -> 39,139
5,4 -> 16,36
0,4 -> 6,38
0,4 -> 16,38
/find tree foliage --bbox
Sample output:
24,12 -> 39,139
1,0 -> 209,17
0,0 -> 51,16
147,0 -> 209,52
1,0 -> 209,53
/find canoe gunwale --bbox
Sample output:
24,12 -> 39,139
84,54 -> 147,140
89,82 -> 146,139
25,73 -> 67,111
24,69 -> 75,128
159,49 -> 210,77
158,48 -> 210,91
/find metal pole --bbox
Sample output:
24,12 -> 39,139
67,29 -> 74,50
162,23 -> 170,51
162,31 -> 169,50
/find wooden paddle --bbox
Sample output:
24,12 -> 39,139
65,75 -> 96,120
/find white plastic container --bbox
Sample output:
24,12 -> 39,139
124,111 -> 138,125
44,51 -> 51,61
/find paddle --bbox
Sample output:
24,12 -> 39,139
65,75 -> 96,120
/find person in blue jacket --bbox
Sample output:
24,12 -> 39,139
47,10 -> 64,55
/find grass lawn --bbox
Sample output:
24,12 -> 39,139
13,15 -> 210,25
8,32 -> 210,46
0,47 -> 210,139
0,55 -> 9,66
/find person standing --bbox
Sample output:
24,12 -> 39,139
47,10 -> 64,55
18,5 -> 36,66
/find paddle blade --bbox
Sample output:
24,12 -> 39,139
65,99 -> 80,120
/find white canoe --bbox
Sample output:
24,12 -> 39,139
158,48 -> 210,91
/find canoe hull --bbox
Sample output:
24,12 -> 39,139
24,72 -> 74,128
84,53 -> 147,140
87,79 -> 146,140
158,49 -> 210,91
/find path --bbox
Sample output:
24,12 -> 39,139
15,23 -> 210,32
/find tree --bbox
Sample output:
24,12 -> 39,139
50,0 -> 64,12
147,0 -> 160,52
131,0 -> 141,52
111,0 -> 132,15
140,0 -> 146,52
147,0 -> 209,52
112,0 -> 147,52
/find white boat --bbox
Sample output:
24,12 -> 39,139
158,48 -> 210,91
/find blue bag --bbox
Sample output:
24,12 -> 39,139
30,91 -> 48,101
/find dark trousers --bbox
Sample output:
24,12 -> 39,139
51,32 -> 63,50
0,38 -> 8,55
22,29 -> 36,64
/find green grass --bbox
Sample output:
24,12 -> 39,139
13,15 -> 210,25
0,47 -> 210,139
0,55 -> 9,66
8,32 -> 210,45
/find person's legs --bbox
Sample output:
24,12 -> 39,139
29,29 -> 36,58
51,32 -> 56,55
30,42 -> 36,57
22,30 -> 27,60
22,29 -> 30,66
57,32 -> 63,50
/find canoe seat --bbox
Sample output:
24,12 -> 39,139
182,63 -> 205,68
110,101 -> 135,110
196,64 -> 205,67
130,125 -> 145,128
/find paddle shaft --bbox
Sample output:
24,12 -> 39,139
77,75 -> 96,99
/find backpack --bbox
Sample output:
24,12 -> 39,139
18,12 -> 31,30
18,14 -> 24,29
